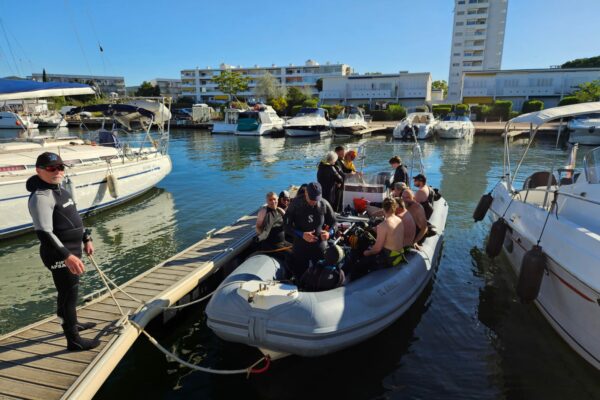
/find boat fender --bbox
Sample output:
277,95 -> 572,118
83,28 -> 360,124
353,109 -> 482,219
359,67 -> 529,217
107,174 -> 119,198
485,217 -> 507,258
473,192 -> 493,222
516,245 -> 547,303
64,176 -> 77,206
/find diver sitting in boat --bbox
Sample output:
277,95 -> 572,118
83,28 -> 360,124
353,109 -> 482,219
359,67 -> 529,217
401,189 -> 428,249
255,192 -> 287,251
277,190 -> 291,211
412,174 -> 433,220
394,198 -> 416,251
284,182 -> 337,280
345,198 -> 406,280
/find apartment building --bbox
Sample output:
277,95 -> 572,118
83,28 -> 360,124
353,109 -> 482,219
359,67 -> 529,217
29,73 -> 126,97
448,0 -> 508,102
321,72 -> 432,109
180,60 -> 352,102
150,78 -> 182,99
461,68 -> 600,109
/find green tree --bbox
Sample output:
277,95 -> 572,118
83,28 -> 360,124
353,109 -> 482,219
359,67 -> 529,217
42,68 -> 48,82
432,80 -> 448,98
135,81 -> 160,96
254,73 -> 285,101
316,78 -> 323,92
269,96 -> 288,114
212,70 -> 249,102
302,98 -> 319,108
572,80 -> 600,103
286,87 -> 307,107
558,96 -> 580,106
561,55 -> 600,69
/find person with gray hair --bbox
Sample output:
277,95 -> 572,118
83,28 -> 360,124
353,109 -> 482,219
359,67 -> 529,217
317,151 -> 343,207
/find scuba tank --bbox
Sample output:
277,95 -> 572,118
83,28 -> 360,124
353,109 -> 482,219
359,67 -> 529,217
107,174 -> 119,199
485,217 -> 507,258
63,176 -> 77,206
516,245 -> 547,303
473,192 -> 493,222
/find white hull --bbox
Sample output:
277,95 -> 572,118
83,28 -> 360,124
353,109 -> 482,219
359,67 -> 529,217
285,127 -> 332,137
235,122 -> 284,136
393,113 -> 437,140
490,181 -> 600,370
437,125 -> 475,139
0,112 -> 38,129
568,129 -> 600,145
211,122 -> 237,134
0,146 -> 172,238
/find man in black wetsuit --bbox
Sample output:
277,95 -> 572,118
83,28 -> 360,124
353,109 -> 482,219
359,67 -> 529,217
389,156 -> 409,187
284,182 -> 337,280
27,152 -> 100,351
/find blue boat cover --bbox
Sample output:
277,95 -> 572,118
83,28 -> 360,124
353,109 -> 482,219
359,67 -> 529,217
0,79 -> 95,100
66,104 -> 155,118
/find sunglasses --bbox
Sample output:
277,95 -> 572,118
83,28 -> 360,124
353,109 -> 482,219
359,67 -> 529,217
43,165 -> 66,172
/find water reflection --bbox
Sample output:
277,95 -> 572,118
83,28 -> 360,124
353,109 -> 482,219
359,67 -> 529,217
0,188 -> 177,333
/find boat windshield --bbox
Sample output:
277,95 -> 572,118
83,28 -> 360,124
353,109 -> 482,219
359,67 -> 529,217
296,108 -> 323,117
442,115 -> 470,122
584,147 -> 600,184
238,112 -> 259,120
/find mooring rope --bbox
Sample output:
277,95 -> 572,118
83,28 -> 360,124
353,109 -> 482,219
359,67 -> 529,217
86,254 -> 271,376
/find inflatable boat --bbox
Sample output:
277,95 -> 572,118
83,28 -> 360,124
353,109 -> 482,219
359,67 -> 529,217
206,194 -> 448,359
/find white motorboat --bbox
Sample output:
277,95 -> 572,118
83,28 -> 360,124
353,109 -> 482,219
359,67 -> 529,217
284,107 -> 332,137
212,108 -> 243,134
0,79 -> 173,239
34,112 -> 68,128
436,115 -> 475,139
0,111 -> 38,129
330,106 -> 369,136
393,112 -> 437,140
476,101 -> 600,370
567,114 -> 600,145
235,105 -> 284,136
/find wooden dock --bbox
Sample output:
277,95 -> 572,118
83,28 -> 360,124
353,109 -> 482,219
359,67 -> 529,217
0,213 -> 257,400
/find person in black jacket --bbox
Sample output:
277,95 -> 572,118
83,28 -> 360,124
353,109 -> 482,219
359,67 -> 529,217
284,182 -> 337,279
317,151 -> 343,207
27,152 -> 100,351
389,155 -> 409,187
333,146 -> 349,212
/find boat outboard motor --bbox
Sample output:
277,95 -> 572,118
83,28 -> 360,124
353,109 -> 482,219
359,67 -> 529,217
473,192 -> 493,222
485,218 -> 507,258
516,245 -> 547,303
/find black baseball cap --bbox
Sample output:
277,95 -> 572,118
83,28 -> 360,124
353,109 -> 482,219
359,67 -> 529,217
36,152 -> 65,168
306,182 -> 322,202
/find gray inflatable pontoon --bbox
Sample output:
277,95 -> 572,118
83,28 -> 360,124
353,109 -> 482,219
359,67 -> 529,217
206,196 -> 448,359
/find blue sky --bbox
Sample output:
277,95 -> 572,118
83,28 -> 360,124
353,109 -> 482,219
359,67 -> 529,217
0,0 -> 599,86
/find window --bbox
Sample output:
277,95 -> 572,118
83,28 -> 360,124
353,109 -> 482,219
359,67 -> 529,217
455,32 -> 463,36
457,11 -> 465,15
453,63 -> 460,67
456,21 -> 464,26
503,79 -> 519,87
453,52 -> 461,56
458,0 -> 465,4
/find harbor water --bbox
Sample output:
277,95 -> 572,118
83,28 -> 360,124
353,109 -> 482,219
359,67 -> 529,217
1,129 -> 599,399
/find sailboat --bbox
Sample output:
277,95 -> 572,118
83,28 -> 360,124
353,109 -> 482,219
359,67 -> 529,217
0,79 -> 173,238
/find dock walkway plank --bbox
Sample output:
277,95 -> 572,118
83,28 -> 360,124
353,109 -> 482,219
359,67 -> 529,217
0,212 -> 256,399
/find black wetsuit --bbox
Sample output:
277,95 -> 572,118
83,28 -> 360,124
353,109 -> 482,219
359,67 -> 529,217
256,207 -> 286,251
317,161 -> 343,207
333,159 -> 348,212
284,196 -> 337,278
390,164 -> 409,187
27,175 -> 90,332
